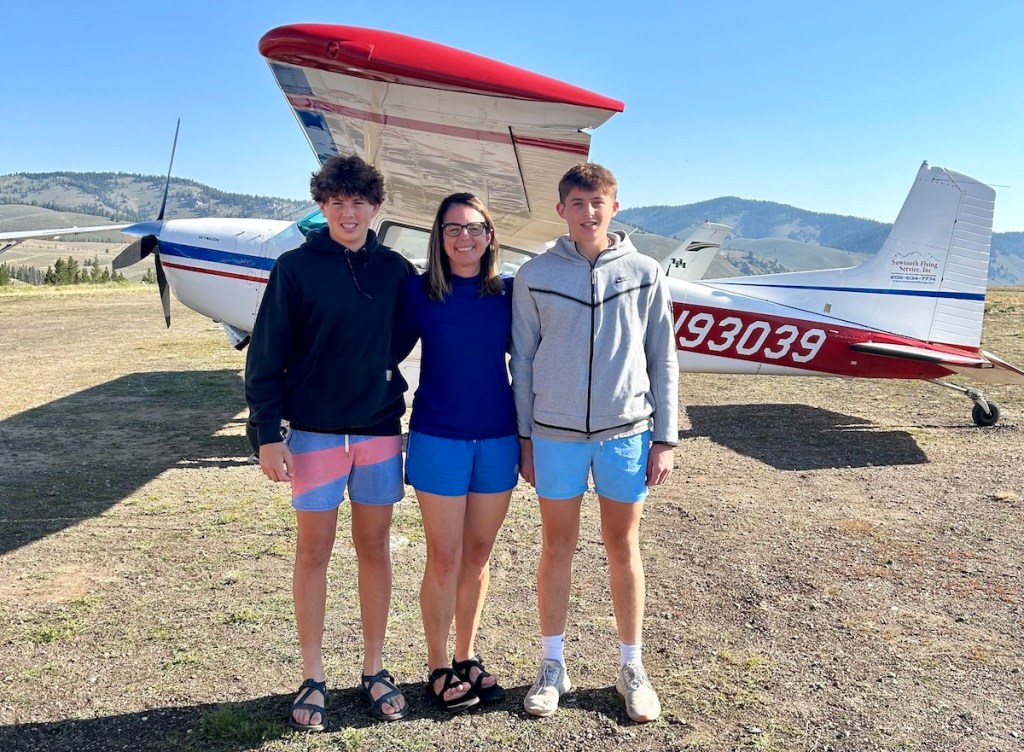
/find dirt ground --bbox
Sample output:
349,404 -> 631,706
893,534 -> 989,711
1,286 -> 1022,752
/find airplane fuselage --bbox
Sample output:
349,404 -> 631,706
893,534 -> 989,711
152,217 -> 975,386
668,278 -> 980,380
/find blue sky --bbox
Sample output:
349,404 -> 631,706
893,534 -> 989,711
3,1 -> 1023,231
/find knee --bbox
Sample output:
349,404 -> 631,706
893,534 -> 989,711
352,532 -> 391,566
461,539 -> 493,571
602,536 -> 640,568
426,544 -> 462,580
541,530 -> 578,562
295,541 -> 333,571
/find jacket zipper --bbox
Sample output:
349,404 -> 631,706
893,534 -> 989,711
586,266 -> 597,436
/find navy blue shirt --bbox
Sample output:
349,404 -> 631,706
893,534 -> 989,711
399,273 -> 516,439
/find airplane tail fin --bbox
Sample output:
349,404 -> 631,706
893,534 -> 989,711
704,163 -> 996,349
662,221 -> 731,281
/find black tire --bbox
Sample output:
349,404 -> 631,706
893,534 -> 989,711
971,401 -> 1000,427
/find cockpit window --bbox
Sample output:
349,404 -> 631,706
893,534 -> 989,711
297,208 -> 327,237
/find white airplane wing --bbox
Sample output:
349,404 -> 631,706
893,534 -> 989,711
259,24 -> 624,251
0,224 -> 130,254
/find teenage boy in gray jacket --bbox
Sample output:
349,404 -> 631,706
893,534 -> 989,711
510,162 -> 678,723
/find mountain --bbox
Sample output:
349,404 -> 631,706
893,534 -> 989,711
2,172 -> 1021,284
0,172 -> 313,224
618,197 -> 1024,285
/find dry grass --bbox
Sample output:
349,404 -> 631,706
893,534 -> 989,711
1,239 -> 151,282
1,285 -> 1023,751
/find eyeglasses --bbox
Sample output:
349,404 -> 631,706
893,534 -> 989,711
441,222 -> 489,238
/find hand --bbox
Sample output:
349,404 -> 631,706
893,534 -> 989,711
259,441 -> 293,482
518,438 -> 535,487
646,443 -> 674,487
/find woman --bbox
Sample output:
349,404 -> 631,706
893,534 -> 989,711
399,193 -> 517,711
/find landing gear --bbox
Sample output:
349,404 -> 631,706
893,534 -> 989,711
928,379 -> 1001,427
971,401 -> 1000,427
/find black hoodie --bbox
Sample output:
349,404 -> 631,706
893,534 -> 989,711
245,227 -> 416,446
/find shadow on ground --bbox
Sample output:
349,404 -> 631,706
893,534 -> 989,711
0,369 -> 249,556
682,403 -> 928,470
0,683 -> 656,752
0,696 -> 288,752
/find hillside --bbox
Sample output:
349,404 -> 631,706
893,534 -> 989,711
0,172 -> 312,223
2,172 -> 1020,283
618,198 -> 1024,284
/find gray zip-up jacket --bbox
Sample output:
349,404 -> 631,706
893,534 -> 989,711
510,231 -> 679,444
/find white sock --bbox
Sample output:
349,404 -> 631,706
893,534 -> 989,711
619,642 -> 642,667
542,634 -> 565,665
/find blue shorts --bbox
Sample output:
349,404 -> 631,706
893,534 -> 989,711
405,431 -> 519,496
533,431 -> 651,503
286,429 -> 404,511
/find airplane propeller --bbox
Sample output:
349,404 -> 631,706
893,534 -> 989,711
112,119 -> 179,327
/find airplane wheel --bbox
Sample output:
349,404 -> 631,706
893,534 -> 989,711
971,402 -> 1000,427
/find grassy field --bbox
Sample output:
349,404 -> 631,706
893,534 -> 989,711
1,285 -> 1022,751
1,238 -> 150,282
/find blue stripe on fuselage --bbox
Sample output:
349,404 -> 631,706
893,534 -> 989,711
159,241 -> 275,272
712,282 -> 985,302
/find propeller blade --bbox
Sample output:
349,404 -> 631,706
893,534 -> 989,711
155,253 -> 171,328
111,234 -> 159,270
112,239 -> 143,270
157,119 -> 180,222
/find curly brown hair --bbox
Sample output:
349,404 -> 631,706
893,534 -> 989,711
310,155 -> 386,205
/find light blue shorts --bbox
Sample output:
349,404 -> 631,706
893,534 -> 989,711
405,431 -> 519,496
286,429 -> 404,511
533,431 -> 651,503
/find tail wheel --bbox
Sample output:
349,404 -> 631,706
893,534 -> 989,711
971,401 -> 1000,427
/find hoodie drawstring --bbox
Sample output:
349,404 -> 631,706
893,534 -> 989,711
344,250 -> 373,299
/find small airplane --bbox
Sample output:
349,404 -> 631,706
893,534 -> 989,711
5,23 -> 1022,429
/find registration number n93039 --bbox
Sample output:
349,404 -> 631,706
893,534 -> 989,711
673,307 -> 827,364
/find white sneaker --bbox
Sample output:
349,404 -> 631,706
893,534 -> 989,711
523,658 -> 571,717
616,662 -> 661,722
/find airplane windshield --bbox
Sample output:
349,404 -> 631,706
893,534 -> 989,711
297,208 -> 327,237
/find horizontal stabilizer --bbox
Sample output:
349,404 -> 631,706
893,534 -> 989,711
851,342 -> 1024,384
851,341 -> 989,366
662,221 -> 731,281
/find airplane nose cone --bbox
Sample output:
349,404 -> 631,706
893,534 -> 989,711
121,220 -> 165,237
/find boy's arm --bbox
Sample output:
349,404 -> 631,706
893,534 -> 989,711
509,271 -> 539,440
244,263 -> 294,447
644,269 -> 680,445
393,276 -> 421,363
